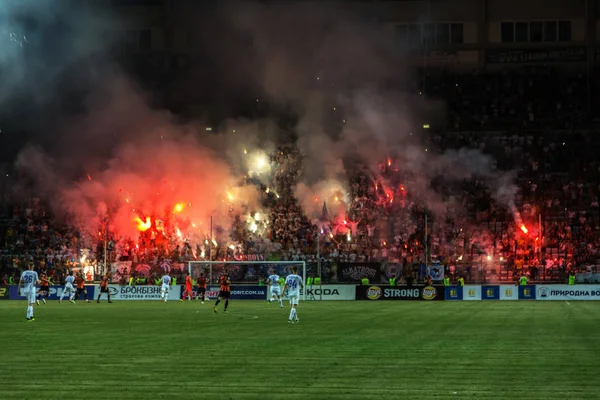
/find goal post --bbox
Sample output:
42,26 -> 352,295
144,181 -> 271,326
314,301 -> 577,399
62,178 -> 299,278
187,261 -> 307,301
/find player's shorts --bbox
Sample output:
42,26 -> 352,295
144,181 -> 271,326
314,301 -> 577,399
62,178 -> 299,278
64,283 -> 75,293
100,286 -> 109,293
197,287 -> 206,294
23,290 -> 36,304
76,288 -> 86,295
39,286 -> 50,294
185,286 -> 193,293
161,284 -> 169,293
288,293 -> 299,306
218,290 -> 230,299
270,286 -> 282,296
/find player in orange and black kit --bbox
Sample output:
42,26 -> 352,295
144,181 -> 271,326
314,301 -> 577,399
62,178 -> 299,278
36,273 -> 50,305
181,272 -> 193,301
74,273 -> 90,303
213,273 -> 231,313
97,273 -> 113,303
196,272 -> 207,304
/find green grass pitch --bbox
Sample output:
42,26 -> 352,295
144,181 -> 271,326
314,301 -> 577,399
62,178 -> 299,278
1,300 -> 599,400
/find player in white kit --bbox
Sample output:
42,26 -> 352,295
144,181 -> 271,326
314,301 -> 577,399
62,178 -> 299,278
266,274 -> 283,308
59,271 -> 76,303
160,274 -> 172,303
283,267 -> 304,324
18,264 -> 39,322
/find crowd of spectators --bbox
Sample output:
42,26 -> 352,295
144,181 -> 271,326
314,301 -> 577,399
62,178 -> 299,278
1,66 -> 600,285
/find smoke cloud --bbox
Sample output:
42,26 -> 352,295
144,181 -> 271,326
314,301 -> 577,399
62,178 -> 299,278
9,0 -> 519,248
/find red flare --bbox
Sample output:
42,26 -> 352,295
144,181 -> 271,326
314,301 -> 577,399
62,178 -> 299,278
520,225 -> 528,234
135,216 -> 151,232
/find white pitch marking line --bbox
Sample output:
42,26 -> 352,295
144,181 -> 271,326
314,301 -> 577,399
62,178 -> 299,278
565,301 -> 571,306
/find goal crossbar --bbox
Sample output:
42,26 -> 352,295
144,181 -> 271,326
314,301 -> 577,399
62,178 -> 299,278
187,261 -> 307,301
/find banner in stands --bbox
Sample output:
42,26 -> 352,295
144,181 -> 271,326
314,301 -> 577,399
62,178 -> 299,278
356,285 -> 445,301
107,285 -> 181,301
337,263 -> 383,283
486,47 -> 586,64
0,285 -> 8,300
281,285 -> 355,301
111,261 -> 132,282
9,285 -> 97,300
463,285 -> 482,301
499,285 -> 519,300
481,285 -> 500,300
518,285 -> 536,300
536,285 -> 600,300
426,264 -> 444,281
191,286 -> 267,300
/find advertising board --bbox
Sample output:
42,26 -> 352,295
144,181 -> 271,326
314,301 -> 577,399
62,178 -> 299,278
481,285 -> 500,300
463,285 -> 482,301
356,285 -> 445,301
191,286 -> 267,300
283,285 -> 355,301
536,285 -> 600,301
107,285 -> 181,301
0,285 -> 9,300
499,285 -> 519,300
518,285 -> 536,300
445,286 -> 462,301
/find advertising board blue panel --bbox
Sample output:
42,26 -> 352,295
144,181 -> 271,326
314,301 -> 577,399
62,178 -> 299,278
445,286 -> 463,300
9,285 -> 96,300
481,285 -> 500,300
0,285 -> 8,300
518,285 -> 536,300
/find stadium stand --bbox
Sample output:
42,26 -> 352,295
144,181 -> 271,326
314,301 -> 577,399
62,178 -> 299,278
0,67 -> 598,286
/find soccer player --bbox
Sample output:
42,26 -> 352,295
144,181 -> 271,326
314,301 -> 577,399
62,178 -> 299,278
181,272 -> 193,302
266,273 -> 283,308
36,273 -> 50,305
213,273 -> 231,313
74,272 -> 90,303
97,273 -> 112,303
196,272 -> 207,304
19,264 -> 39,321
283,267 -> 304,324
160,273 -> 172,303
59,271 -> 76,303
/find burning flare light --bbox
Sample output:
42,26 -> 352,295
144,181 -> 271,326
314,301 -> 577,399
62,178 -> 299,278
136,216 -> 151,232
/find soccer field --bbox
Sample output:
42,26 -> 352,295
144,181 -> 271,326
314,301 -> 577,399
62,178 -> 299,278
1,300 -> 599,400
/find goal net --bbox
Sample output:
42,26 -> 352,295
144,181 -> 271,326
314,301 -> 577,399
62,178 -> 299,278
187,261 -> 307,301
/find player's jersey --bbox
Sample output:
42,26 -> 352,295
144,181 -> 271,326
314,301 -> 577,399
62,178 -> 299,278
40,276 -> 49,287
285,274 -> 303,296
20,270 -> 39,292
267,275 -> 281,287
65,275 -> 75,286
197,277 -> 207,288
219,276 -> 231,292
161,275 -> 172,286
76,276 -> 85,289
185,276 -> 192,287
101,276 -> 108,289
